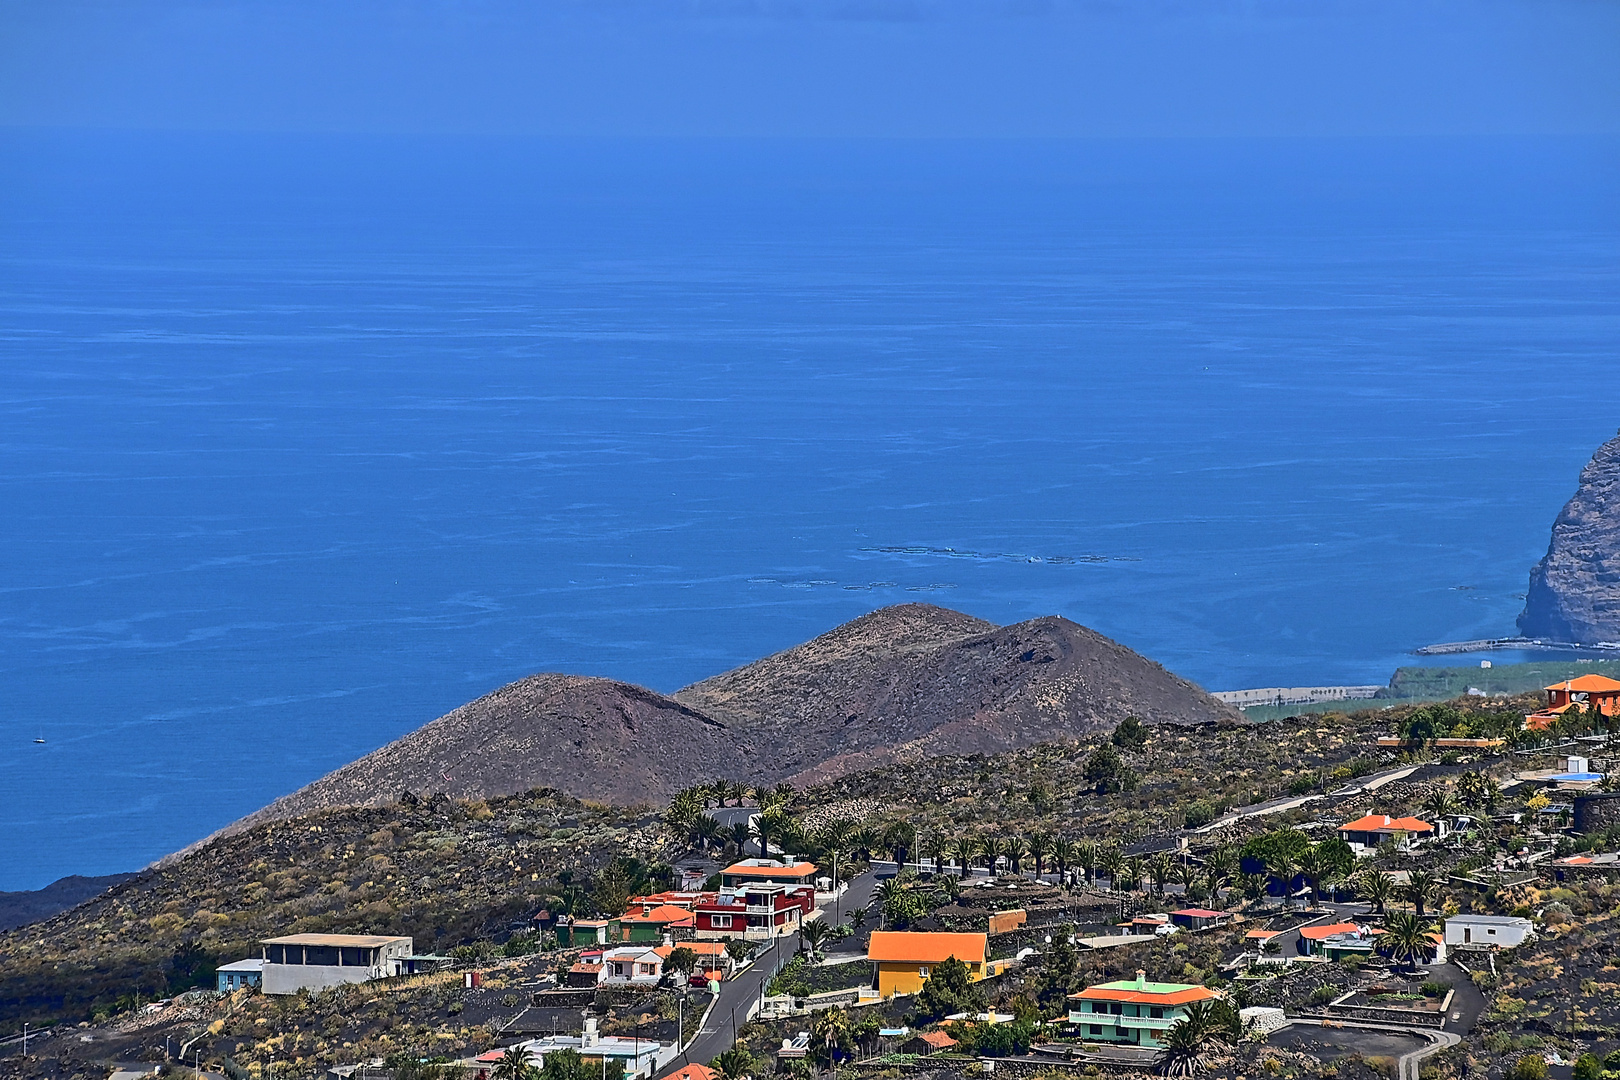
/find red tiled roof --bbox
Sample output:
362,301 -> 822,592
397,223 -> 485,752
1070,985 -> 1217,1006
868,931 -> 988,965
1547,675 -> 1620,692
721,860 -> 818,878
916,1031 -> 957,1049
1338,814 -> 1435,834
622,904 -> 697,924
660,1065 -> 719,1080
1172,908 -> 1227,919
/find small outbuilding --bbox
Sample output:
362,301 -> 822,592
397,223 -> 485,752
1444,914 -> 1535,950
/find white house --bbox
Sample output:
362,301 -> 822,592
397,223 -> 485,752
482,1020 -> 671,1080
598,945 -> 664,987
1444,914 -> 1535,950
259,933 -> 414,995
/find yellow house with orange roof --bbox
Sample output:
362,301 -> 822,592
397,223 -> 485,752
1527,674 -> 1620,730
868,931 -> 988,997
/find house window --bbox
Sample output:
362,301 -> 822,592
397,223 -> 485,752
1108,1003 -> 1122,1015
918,967 -> 930,979
639,964 -> 656,975
1089,1025 -> 1102,1036
711,915 -> 731,928
1150,1007 -> 1164,1019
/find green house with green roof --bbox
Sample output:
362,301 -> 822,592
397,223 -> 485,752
1067,970 -> 1219,1048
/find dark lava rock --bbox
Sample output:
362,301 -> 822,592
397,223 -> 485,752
1520,429 -> 1620,644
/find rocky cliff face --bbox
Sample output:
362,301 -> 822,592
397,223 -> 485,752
1519,429 -> 1620,644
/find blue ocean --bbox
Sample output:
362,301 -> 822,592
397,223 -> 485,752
2,133 -> 1617,890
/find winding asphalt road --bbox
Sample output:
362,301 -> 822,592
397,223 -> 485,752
661,871 -> 879,1074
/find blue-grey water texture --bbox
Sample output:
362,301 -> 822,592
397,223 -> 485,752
3,134 -> 1618,890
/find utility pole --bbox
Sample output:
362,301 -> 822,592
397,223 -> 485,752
21,1023 -> 29,1057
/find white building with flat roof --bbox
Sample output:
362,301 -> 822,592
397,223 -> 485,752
1444,915 -> 1535,950
259,933 -> 414,994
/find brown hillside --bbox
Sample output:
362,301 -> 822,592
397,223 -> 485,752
186,606 -> 1236,853
171,676 -> 746,859
676,604 -> 1240,786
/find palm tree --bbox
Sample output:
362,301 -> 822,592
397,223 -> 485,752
1421,788 -> 1458,825
493,1046 -> 534,1080
1004,835 -> 1029,876
924,832 -> 948,876
1204,847 -> 1237,897
1297,844 -> 1342,908
1096,846 -> 1125,891
711,1047 -> 755,1080
1456,770 -> 1488,808
1148,852 -> 1173,896
1403,870 -> 1443,918
1027,832 -> 1052,879
727,821 -> 751,855
812,1007 -> 852,1064
1356,870 -> 1394,915
956,834 -> 982,877
1155,1000 -> 1215,1077
800,920 -> 832,961
1264,850 -> 1299,908
885,821 -> 917,867
1076,840 -> 1100,888
852,826 -> 882,862
1383,910 -> 1437,973
1050,837 -> 1077,881
1122,855 -> 1146,895
690,813 -> 723,854
748,817 -> 773,858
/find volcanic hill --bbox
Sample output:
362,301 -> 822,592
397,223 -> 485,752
208,604 -> 1237,839
1520,427 -> 1620,644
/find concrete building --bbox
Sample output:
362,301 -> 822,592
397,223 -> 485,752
1445,914 -> 1535,950
1067,971 -> 1219,1049
495,1019 -> 672,1080
259,933 -> 414,995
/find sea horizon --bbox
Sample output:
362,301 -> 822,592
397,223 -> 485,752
3,131 -> 1619,890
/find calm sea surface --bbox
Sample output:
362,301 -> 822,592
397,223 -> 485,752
2,134 -> 1617,889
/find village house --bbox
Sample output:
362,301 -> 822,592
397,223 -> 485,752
1168,908 -> 1231,932
478,1020 -> 671,1080
1336,813 -> 1439,854
599,945 -> 664,987
867,931 -> 988,998
693,883 -> 815,940
1526,674 -> 1620,730
900,1030 -> 958,1056
256,933 -> 414,995
720,858 -> 819,888
653,940 -> 731,985
1067,971 -> 1219,1049
617,903 -> 696,942
1298,922 -> 1380,960
215,958 -> 265,992
555,916 -> 618,948
1444,914 -> 1535,949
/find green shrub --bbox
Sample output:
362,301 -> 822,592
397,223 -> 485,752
1510,1055 -> 1548,1080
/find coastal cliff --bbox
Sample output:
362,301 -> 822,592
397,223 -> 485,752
1519,429 -> 1620,644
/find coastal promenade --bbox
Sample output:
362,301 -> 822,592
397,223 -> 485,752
1213,685 -> 1384,709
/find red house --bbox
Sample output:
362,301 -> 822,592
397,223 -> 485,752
693,883 -> 815,940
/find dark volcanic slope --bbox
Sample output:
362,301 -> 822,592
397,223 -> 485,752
676,603 -> 1239,786
198,676 -> 747,850
1520,428 -> 1620,644
0,873 -> 137,933
191,605 -> 1235,851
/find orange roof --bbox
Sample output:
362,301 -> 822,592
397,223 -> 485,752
1245,929 -> 1282,940
1547,675 -> 1620,692
915,1031 -> 958,1049
1300,923 -> 1367,941
1338,814 -> 1435,834
654,942 -> 727,958
622,904 -> 697,925
1070,984 -> 1217,1006
660,1066 -> 719,1080
868,931 -> 988,965
721,860 -> 817,878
